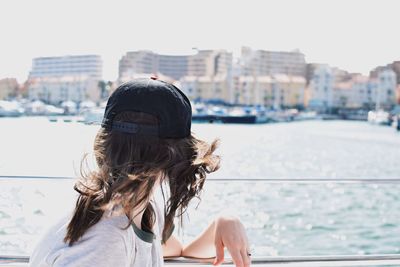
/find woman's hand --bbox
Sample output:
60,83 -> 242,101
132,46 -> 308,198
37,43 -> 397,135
180,216 -> 250,267
213,216 -> 251,267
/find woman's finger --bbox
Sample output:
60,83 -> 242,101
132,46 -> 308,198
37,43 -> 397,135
240,249 -> 251,267
228,248 -> 244,267
213,239 -> 225,266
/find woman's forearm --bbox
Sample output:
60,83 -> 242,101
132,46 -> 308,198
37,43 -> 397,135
181,220 -> 217,259
163,235 -> 183,257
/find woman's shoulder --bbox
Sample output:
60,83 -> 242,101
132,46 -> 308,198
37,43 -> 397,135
83,212 -> 134,245
91,213 -> 130,233
30,213 -> 135,266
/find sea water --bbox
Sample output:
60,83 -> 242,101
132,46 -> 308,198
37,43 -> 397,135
0,117 -> 399,257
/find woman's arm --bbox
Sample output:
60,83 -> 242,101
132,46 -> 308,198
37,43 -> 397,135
182,216 -> 251,267
162,221 -> 216,259
162,235 -> 183,257
181,219 -> 217,259
162,216 -> 250,267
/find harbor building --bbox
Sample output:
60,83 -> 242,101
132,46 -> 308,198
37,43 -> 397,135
336,70 -> 397,110
28,76 -> 99,105
179,74 -> 231,103
376,69 -> 397,109
0,78 -> 19,100
120,49 -> 233,84
308,66 -> 397,110
187,50 -> 233,77
119,51 -> 189,81
119,51 -> 157,77
158,54 -> 189,80
240,47 -> 307,77
332,76 -> 374,109
233,74 -> 306,107
27,55 -> 103,104
29,55 -> 102,80
397,85 -> 400,104
370,60 -> 400,85
307,65 -> 334,110
177,49 -> 233,103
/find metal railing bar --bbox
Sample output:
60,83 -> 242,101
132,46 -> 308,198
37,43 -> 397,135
0,175 -> 73,180
1,175 -> 400,183
2,254 -> 400,266
165,254 -> 400,266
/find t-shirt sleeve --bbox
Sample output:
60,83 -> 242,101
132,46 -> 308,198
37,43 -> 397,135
53,226 -> 131,267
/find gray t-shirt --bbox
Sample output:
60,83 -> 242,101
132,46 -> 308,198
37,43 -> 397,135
29,199 -> 167,267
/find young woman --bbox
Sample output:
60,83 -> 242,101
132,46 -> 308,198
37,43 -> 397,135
30,78 -> 251,267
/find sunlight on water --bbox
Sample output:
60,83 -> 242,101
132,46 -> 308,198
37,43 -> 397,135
1,117 -> 400,256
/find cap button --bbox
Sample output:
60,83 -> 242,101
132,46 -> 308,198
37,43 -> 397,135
150,75 -> 158,80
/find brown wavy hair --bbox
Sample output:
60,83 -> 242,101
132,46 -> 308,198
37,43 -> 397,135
64,111 -> 220,245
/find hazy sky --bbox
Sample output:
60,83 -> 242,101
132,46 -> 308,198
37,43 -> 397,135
1,0 -> 399,82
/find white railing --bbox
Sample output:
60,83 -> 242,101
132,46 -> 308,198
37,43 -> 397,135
2,254 -> 400,266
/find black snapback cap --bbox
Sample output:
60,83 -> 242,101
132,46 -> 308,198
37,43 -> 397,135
101,78 -> 192,138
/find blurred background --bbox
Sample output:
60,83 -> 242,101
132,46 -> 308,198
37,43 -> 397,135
0,0 -> 399,260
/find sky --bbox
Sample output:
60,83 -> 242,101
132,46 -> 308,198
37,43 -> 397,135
0,0 -> 399,82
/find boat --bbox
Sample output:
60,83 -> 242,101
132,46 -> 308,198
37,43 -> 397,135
294,111 -> 320,121
82,107 -> 105,124
192,103 -> 219,123
44,105 -> 64,116
220,108 -> 258,124
367,110 -> 390,125
0,100 -> 24,117
220,114 -> 258,124
392,115 -> 400,131
24,100 -> 47,115
61,100 -> 78,115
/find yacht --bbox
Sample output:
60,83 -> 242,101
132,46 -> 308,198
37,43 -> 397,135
82,107 -> 105,124
0,100 -> 24,117
367,110 -> 390,125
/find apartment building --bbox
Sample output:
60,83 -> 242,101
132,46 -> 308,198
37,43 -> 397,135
119,50 -> 189,81
233,74 -> 306,107
308,66 -> 397,110
29,55 -> 102,80
240,47 -> 307,77
28,76 -> 99,105
0,78 -> 18,99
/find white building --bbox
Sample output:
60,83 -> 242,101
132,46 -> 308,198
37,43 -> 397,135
333,71 -> 396,109
332,80 -> 361,108
179,74 -> 231,102
308,67 -> 397,110
28,55 -> 103,104
29,55 -> 102,80
0,78 -> 18,100
187,50 -> 233,77
119,51 -> 189,81
28,76 -> 99,105
240,47 -> 307,77
178,49 -> 233,102
233,74 -> 306,107
377,69 -> 397,109
307,65 -> 334,110
119,49 -> 233,83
